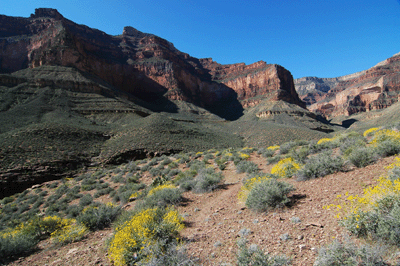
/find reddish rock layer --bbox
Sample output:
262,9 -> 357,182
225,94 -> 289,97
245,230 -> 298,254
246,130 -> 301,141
297,54 -> 400,119
0,8 -> 304,118
199,58 -> 305,108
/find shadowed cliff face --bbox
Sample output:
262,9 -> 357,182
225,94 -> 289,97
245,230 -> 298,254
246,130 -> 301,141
295,53 -> 400,119
0,8 -> 307,120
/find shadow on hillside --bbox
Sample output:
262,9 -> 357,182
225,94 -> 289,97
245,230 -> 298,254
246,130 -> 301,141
286,193 -> 307,208
341,118 -> 358,128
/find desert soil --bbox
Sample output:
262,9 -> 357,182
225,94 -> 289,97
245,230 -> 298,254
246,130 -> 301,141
9,154 -> 399,266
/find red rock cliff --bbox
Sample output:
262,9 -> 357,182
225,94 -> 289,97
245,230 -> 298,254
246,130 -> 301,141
303,53 -> 400,119
199,58 -> 305,109
0,8 -> 304,118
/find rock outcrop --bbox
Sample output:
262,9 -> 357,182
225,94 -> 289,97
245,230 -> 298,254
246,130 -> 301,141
295,53 -> 400,119
200,58 -> 305,109
0,8 -> 304,120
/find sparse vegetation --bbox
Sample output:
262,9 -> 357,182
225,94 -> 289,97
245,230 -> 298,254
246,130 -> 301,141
236,237 -> 290,266
314,239 -> 387,266
245,178 -> 295,212
3,125 -> 400,265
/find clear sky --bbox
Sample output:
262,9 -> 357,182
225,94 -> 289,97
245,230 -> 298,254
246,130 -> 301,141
2,0 -> 400,79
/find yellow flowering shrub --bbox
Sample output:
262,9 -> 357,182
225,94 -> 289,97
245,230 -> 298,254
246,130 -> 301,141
271,157 -> 301,178
1,215 -> 74,239
238,175 -> 272,202
51,222 -> 88,244
267,145 -> 280,151
238,152 -> 250,160
148,184 -> 177,196
317,138 -> 334,145
108,207 -> 184,266
363,127 -> 380,137
326,157 -> 400,242
369,128 -> 400,145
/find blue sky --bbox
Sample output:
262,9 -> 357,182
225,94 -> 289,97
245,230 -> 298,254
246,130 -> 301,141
2,1 -> 400,79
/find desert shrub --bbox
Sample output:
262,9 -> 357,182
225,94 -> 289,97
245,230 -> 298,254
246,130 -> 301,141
50,222 -> 88,245
266,154 -> 283,165
236,238 -> 290,266
1,196 -> 15,205
375,139 -> 400,157
271,157 -> 301,178
339,134 -> 367,156
314,239 -> 387,266
0,231 -> 38,263
79,194 -> 93,207
116,183 -> 146,204
245,178 -> 294,212
215,155 -> 229,170
126,173 -> 141,183
136,185 -> 182,210
328,157 -> 400,246
140,164 -> 151,172
161,158 -> 172,166
173,170 -> 198,191
279,141 -> 298,155
136,241 -> 198,266
66,204 -> 84,218
55,184 -> 69,196
238,174 -> 276,203
289,146 -> 310,164
364,127 -> 381,137
149,166 -> 164,177
107,207 -> 184,266
45,201 -> 68,215
370,128 -> 400,144
236,160 -> 259,174
167,168 -> 180,178
347,146 -> 378,168
178,154 -> 191,164
296,152 -> 343,181
47,182 -> 59,189
174,167 -> 222,193
77,203 -> 121,231
203,153 -> 214,161
32,198 -> 44,209
81,177 -> 97,191
259,148 -> 275,158
192,168 -> 223,193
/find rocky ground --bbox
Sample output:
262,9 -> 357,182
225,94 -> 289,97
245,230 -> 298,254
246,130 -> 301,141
8,154 -> 400,266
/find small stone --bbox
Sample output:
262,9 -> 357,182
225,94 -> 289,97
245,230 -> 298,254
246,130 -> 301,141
214,241 -> 222,247
297,235 -> 304,240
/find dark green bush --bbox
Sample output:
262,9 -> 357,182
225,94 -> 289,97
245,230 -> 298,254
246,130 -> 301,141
77,204 -> 122,231
236,160 -> 259,174
79,194 -> 93,207
192,168 -> 223,193
375,139 -> 400,157
347,146 -> 378,168
66,204 -> 84,218
296,152 -> 344,181
245,179 -> 294,212
137,187 -> 182,209
0,232 -> 38,264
